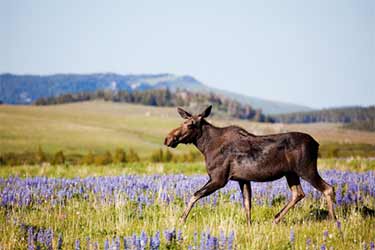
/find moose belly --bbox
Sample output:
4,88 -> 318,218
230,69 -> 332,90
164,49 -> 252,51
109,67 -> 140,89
230,158 -> 287,182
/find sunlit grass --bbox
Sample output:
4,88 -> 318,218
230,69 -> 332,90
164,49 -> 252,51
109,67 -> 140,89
1,188 -> 374,249
1,158 -> 374,179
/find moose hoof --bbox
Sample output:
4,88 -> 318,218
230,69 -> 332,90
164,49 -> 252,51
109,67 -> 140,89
179,217 -> 186,224
272,218 -> 280,224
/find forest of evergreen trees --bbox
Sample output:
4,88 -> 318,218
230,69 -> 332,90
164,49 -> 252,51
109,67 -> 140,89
272,106 -> 375,131
33,88 -> 274,122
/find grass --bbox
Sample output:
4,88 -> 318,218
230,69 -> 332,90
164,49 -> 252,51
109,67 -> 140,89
2,196 -> 374,249
1,101 -> 375,249
1,158 -> 374,179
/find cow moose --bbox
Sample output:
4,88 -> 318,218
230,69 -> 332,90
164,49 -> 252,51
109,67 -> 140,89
164,105 -> 336,225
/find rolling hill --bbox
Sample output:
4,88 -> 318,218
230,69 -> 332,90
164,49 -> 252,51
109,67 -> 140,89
0,101 -> 374,156
0,73 -> 311,114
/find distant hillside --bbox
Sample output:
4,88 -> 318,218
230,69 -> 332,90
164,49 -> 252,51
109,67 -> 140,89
1,101 -> 375,156
0,73 -> 310,114
34,88 -> 274,122
273,106 -> 375,131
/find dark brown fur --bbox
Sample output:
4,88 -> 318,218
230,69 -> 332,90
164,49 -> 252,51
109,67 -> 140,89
164,106 -> 336,224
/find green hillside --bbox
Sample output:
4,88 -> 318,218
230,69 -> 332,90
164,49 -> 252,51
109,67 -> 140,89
0,101 -> 185,156
1,101 -> 375,158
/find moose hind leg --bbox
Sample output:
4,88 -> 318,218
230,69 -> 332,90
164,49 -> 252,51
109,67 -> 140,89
273,172 -> 305,224
239,181 -> 252,226
303,172 -> 336,220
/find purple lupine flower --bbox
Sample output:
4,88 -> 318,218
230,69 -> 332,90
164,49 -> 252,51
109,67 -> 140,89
132,233 -> 140,249
140,231 -> 148,249
177,230 -> 182,242
150,232 -> 160,250
306,238 -> 311,247
37,229 -> 44,246
290,228 -> 295,244
2,171 -> 374,208
323,230 -> 329,241
207,236 -> 218,250
132,234 -> 137,249
45,229 -> 53,250
123,237 -> 129,250
336,220 -> 342,231
115,236 -> 120,250
104,239 -> 109,250
93,242 -> 99,250
57,234 -> 63,250
219,230 -> 226,249
370,242 -> 374,250
75,239 -> 80,250
228,231 -> 235,250
321,244 -> 326,250
86,237 -> 90,250
205,231 -> 212,250
27,227 -> 34,250
164,229 -> 175,243
200,231 -> 206,250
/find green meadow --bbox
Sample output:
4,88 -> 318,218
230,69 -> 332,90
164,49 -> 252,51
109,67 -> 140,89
1,101 -> 375,249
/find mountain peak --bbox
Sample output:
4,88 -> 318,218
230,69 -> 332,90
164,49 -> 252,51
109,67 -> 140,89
0,73 -> 310,114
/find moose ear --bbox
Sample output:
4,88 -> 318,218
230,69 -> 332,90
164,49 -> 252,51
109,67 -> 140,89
177,107 -> 192,119
199,105 -> 212,118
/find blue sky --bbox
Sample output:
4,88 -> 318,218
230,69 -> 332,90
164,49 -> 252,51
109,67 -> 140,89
1,0 -> 374,108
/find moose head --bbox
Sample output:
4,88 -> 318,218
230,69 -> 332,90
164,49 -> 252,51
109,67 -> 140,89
164,105 -> 212,148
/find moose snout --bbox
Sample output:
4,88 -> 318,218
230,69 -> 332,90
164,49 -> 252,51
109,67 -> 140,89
164,137 -> 170,146
164,136 -> 177,148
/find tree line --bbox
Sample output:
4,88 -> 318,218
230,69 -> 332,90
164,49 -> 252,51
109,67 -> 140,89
272,106 -> 375,131
33,88 -> 274,122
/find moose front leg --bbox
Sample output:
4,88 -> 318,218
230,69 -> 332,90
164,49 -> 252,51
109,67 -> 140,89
239,180 -> 252,226
180,179 -> 226,223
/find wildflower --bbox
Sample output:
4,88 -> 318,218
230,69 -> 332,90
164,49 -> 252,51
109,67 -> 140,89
323,230 -> 329,241
306,238 -> 311,247
27,227 -> 34,250
228,231 -> 235,250
57,234 -> 63,250
321,244 -> 326,250
290,228 -> 295,244
336,220 -> 342,231
219,230 -> 226,249
140,231 -> 148,249
150,232 -> 160,250
104,239 -> 109,250
123,237 -> 129,250
114,236 -> 120,250
164,229 -> 175,243
177,229 -> 182,242
75,239 -> 80,250
45,229 -> 53,250
86,237 -> 90,250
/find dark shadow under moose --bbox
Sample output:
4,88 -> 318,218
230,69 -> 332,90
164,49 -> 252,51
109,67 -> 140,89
164,106 -> 336,225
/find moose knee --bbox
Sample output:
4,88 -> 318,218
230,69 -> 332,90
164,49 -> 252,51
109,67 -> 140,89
323,186 -> 335,200
297,192 -> 305,201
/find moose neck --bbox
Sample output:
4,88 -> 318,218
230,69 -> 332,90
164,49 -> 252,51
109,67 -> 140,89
194,121 -> 221,156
